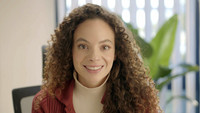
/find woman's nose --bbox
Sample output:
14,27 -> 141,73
88,48 -> 100,61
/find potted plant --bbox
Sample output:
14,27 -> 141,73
125,14 -> 199,110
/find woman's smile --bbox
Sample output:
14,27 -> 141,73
84,65 -> 104,73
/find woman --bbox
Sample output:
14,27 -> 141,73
32,3 -> 162,113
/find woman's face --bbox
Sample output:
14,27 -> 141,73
72,18 -> 115,88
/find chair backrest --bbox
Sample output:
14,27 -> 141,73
12,85 -> 40,113
42,45 -> 47,77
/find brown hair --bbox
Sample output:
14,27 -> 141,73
35,3 -> 162,113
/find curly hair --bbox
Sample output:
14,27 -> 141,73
35,3 -> 162,113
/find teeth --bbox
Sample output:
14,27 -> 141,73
86,66 -> 102,70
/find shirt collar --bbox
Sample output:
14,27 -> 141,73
55,76 -> 107,107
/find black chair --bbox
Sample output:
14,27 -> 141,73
12,85 -> 41,113
42,45 -> 47,77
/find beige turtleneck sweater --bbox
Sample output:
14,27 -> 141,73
73,72 -> 108,113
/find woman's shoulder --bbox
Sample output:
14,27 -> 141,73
32,90 -> 49,105
32,90 -> 65,113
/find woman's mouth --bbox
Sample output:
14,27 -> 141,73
84,65 -> 104,73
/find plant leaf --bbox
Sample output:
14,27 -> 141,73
126,23 -> 153,58
164,95 -> 198,109
148,14 -> 178,79
178,63 -> 200,71
126,23 -> 139,35
156,66 -> 199,90
154,66 -> 172,80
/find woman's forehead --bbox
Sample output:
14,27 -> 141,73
73,18 -> 115,43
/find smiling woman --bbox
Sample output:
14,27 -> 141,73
72,19 -> 115,88
32,3 -> 162,113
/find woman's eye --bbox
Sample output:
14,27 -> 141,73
78,44 -> 88,49
103,45 -> 110,50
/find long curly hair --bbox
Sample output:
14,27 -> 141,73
36,3 -> 162,113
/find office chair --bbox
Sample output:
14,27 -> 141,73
42,45 -> 47,77
12,85 -> 41,113
12,45 -> 47,113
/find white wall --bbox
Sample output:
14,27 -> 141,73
0,0 -> 55,113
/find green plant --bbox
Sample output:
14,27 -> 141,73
125,14 -> 199,108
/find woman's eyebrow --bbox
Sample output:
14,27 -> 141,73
99,39 -> 113,44
75,38 -> 113,44
75,38 -> 89,43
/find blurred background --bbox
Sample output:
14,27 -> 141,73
0,0 -> 199,113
